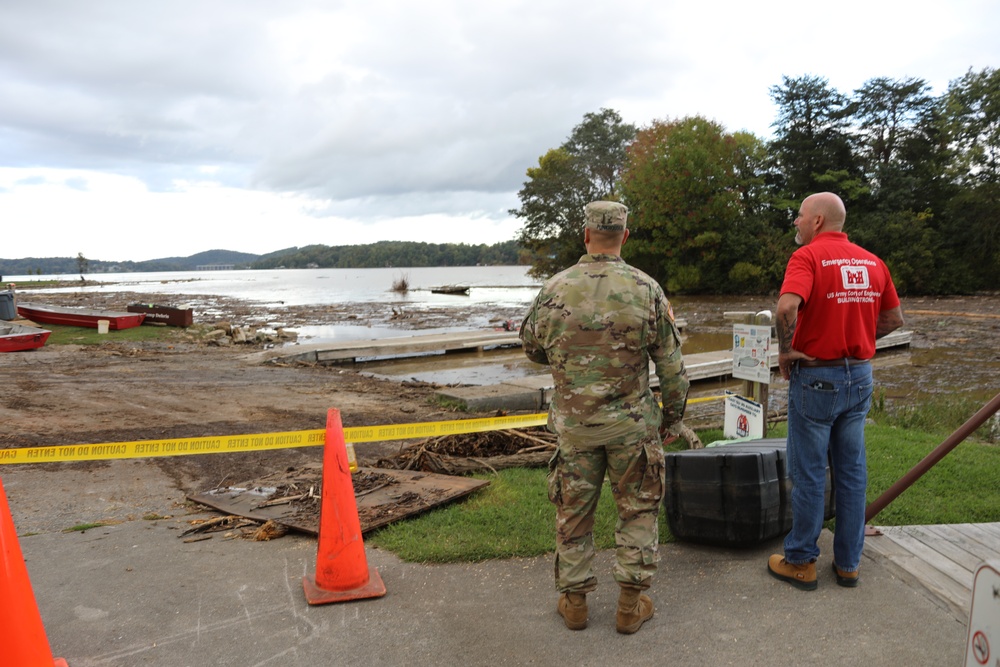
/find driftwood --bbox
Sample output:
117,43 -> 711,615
375,428 -> 556,475
180,515 -> 258,537
668,421 -> 704,449
393,449 -> 553,475
371,421 -> 708,475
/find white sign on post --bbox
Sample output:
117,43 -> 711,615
966,560 -> 1000,667
724,394 -> 764,440
732,323 -> 772,384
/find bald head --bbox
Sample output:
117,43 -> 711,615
802,192 -> 846,231
794,192 -> 847,245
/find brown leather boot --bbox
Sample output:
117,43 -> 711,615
832,562 -> 860,587
557,592 -> 588,630
767,554 -> 817,591
616,586 -> 654,634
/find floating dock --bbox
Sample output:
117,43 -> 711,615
263,327 -> 911,413
435,330 -> 912,411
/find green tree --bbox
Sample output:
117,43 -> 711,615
938,67 -> 1000,289
512,109 -> 636,279
943,67 -> 1000,186
848,77 -> 944,212
76,252 -> 89,279
619,116 -> 756,293
769,75 -> 861,203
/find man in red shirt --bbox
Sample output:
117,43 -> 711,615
767,192 -> 904,591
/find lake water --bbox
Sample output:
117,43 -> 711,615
5,265 -> 737,388
8,267 -> 994,408
4,265 -> 541,310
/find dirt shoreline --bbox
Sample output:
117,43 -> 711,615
3,287 -> 999,500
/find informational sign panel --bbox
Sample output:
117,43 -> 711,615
966,560 -> 1000,667
732,323 -> 772,384
724,394 -> 764,440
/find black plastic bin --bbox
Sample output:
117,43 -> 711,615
0,292 -> 14,321
663,438 -> 835,547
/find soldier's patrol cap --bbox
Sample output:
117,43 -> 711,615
583,201 -> 628,231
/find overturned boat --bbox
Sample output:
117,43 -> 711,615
16,303 -> 146,330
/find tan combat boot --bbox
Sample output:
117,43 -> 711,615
767,554 -> 817,591
616,586 -> 654,634
557,592 -> 588,630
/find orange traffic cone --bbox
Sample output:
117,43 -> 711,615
302,408 -> 387,605
0,476 -> 69,666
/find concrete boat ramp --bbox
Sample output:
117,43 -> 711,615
263,328 -> 912,412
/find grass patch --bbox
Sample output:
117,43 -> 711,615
429,395 -> 469,412
63,522 -> 109,532
866,423 -> 1000,524
367,420 -> 998,563
40,322 -> 187,346
368,467 -> 620,562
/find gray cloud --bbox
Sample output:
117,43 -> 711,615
2,0 -> 998,234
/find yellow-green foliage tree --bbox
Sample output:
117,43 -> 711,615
620,116 -> 774,293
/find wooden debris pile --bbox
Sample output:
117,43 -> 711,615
182,468 -> 402,541
374,427 -> 557,475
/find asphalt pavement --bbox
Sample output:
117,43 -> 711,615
4,459 -> 970,667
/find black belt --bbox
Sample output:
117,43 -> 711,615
798,357 -> 869,368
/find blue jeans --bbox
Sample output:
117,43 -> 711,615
784,361 -> 874,571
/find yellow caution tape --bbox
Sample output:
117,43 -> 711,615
0,395 -> 725,465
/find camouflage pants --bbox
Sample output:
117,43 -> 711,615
547,434 -> 665,593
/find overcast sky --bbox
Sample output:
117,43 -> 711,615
2,1 -> 998,262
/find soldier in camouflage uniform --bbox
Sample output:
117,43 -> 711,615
519,200 -> 689,634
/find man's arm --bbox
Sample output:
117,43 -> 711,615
876,306 -> 904,339
650,295 -> 690,428
775,292 -> 813,380
518,306 -> 549,365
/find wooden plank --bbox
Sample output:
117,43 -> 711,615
865,527 -> 970,620
919,524 -> 994,572
187,466 -> 490,536
953,523 -> 1000,553
976,523 -> 1000,540
871,526 -> 973,589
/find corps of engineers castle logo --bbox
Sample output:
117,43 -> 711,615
841,264 -> 870,290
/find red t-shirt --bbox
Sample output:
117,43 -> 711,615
780,232 -> 900,360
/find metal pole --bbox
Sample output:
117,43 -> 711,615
754,310 -> 772,437
865,391 -> 1000,524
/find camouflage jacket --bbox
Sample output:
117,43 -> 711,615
519,254 -> 689,447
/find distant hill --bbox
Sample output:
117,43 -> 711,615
0,241 -> 524,276
0,249 -> 261,276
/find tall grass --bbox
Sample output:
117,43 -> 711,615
870,389 -> 998,443
391,273 -> 410,292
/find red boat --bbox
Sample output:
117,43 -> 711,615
16,303 -> 146,330
0,322 -> 51,352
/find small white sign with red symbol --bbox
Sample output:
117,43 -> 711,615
723,394 -> 764,440
966,560 -> 1000,667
